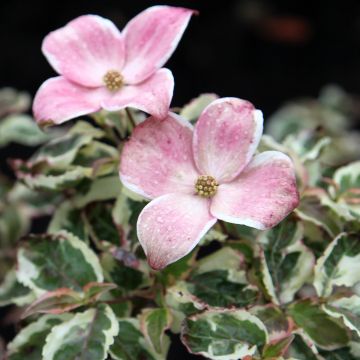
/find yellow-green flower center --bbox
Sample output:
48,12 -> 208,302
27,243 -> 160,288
103,70 -> 124,91
195,175 -> 219,198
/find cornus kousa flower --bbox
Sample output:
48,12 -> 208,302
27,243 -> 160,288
33,6 -> 195,126
120,97 -> 300,269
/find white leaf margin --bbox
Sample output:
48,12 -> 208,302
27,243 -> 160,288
182,309 -> 269,360
7,314 -> 72,355
314,232 -> 360,297
16,231 -> 104,295
42,305 -> 119,360
323,295 -> 360,337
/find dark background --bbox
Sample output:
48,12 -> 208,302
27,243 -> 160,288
1,0 -> 360,358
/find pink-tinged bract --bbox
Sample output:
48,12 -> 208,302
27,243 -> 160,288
33,6 -> 195,125
120,97 -> 300,269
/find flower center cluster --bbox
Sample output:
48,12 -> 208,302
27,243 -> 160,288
195,175 -> 219,198
103,70 -> 124,91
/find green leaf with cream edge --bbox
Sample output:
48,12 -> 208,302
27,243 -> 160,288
314,232 -> 360,297
42,304 -> 118,360
7,314 -> 72,360
16,231 -> 103,296
181,309 -> 268,359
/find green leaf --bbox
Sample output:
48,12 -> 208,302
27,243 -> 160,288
31,132 -> 93,169
260,218 -> 314,303
0,87 -> 30,116
262,335 -> 294,359
16,231 -> 103,295
0,269 -> 34,306
194,246 -> 245,274
314,233 -> 360,297
22,282 -> 117,318
188,270 -> 258,308
250,305 -> 291,342
73,176 -> 121,208
8,182 -> 60,217
22,288 -> 83,318
48,202 -> 89,242
181,309 -> 268,359
140,308 -> 172,354
0,203 -> 29,246
295,194 -> 343,237
110,319 -> 156,360
85,201 -> 122,245
43,304 -> 119,360
6,314 -> 71,360
0,114 -> 50,147
323,295 -> 360,338
165,281 -> 206,317
285,333 -> 320,360
102,253 -> 149,293
180,93 -> 218,121
112,192 -> 147,249
157,251 -> 197,286
21,166 -> 92,192
330,161 -> 360,218
320,347 -> 359,360
254,249 -> 279,305
288,299 -> 350,349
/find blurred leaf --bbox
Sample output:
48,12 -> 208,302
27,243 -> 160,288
0,87 -> 30,117
288,299 -> 350,349
140,308 -> 172,354
43,304 -> 118,360
323,295 -> 360,338
73,176 -> 121,208
110,319 -> 156,360
181,309 -> 268,359
314,233 -> 360,297
19,165 -> 92,192
16,231 -> 103,295
320,347 -> 359,360
180,93 -> 218,121
6,314 -> 71,360
250,305 -> 292,342
48,202 -> 89,242
0,114 -> 50,147
296,194 -> 343,237
262,335 -> 294,359
0,269 -> 34,306
31,132 -> 93,169
330,161 -> 360,218
0,203 -> 29,247
285,333 -> 320,360
22,282 -> 117,318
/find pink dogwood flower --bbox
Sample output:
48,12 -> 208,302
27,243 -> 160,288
120,97 -> 300,270
33,6 -> 195,126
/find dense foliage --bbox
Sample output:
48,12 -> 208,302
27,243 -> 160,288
1,85 -> 360,359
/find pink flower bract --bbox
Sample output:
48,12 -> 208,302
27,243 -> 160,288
120,97 -> 300,270
33,6 -> 195,125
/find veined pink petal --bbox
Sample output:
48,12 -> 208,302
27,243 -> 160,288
122,6 -> 195,84
137,193 -> 216,269
42,15 -> 124,87
193,98 -> 263,183
120,112 -> 198,199
33,76 -> 109,125
210,151 -> 299,229
102,68 -> 174,119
